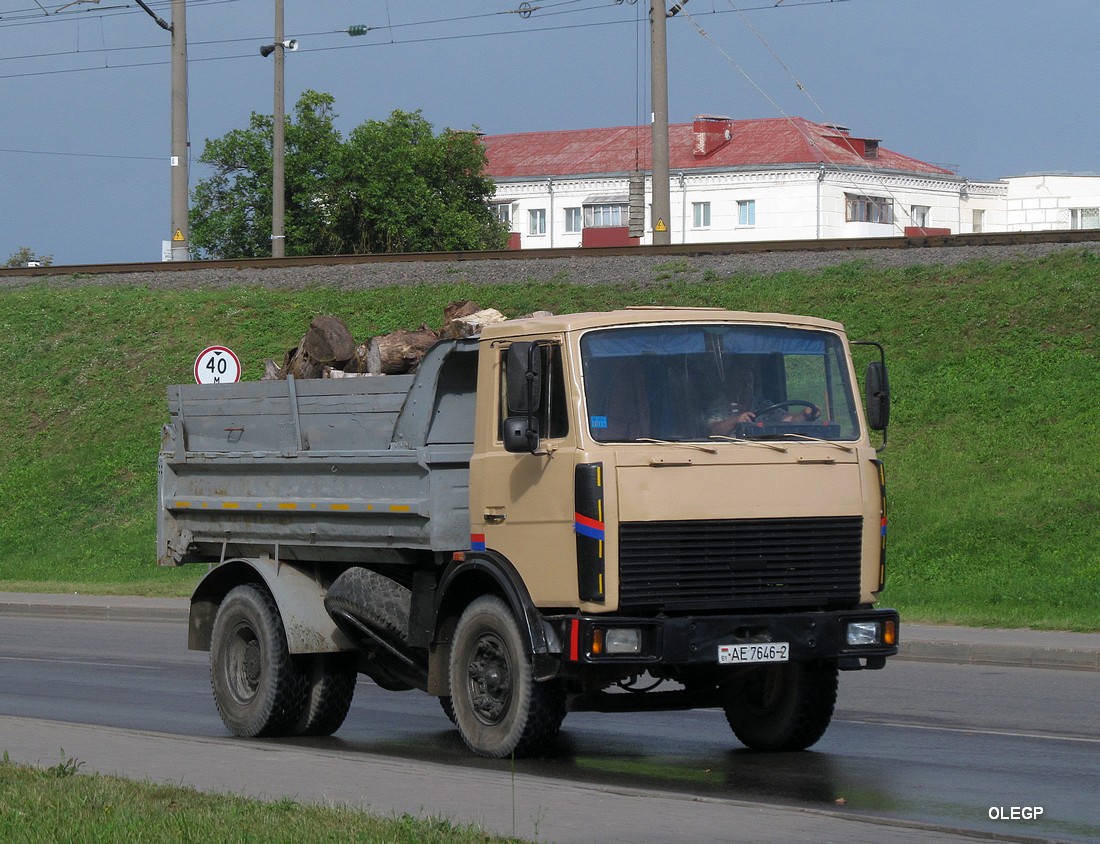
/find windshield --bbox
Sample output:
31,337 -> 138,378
581,323 -> 860,443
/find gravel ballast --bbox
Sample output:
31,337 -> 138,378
4,240 -> 1098,290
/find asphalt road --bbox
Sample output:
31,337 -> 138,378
1,614 -> 1098,844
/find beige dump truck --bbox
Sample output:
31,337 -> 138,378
158,307 -> 897,758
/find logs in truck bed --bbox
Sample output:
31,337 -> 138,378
262,300 -> 512,380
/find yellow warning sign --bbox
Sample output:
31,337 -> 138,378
654,219 -> 667,232
173,229 -> 185,241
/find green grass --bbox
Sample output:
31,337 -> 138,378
1,249 -> 1098,628
0,755 -> 524,843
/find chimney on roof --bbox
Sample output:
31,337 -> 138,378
693,115 -> 733,158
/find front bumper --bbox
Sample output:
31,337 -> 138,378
554,608 -> 900,671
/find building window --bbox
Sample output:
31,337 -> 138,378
584,203 -> 627,228
528,208 -> 546,236
846,193 -> 893,225
565,207 -> 582,234
692,202 -> 711,228
738,199 -> 756,227
1070,208 -> 1099,229
972,209 -> 985,233
911,205 -> 930,228
491,203 -> 512,226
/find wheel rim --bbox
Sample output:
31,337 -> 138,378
464,632 -> 512,725
225,621 -> 262,705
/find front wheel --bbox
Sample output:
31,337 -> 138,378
209,584 -> 308,737
448,596 -> 565,758
722,659 -> 838,751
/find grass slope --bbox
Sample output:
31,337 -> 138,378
1,250 -> 1097,629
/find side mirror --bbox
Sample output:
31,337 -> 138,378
865,360 -> 890,432
506,342 -> 542,414
504,342 -> 543,453
503,415 -> 540,453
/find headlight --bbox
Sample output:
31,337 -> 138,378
592,627 -> 642,655
847,620 -> 882,646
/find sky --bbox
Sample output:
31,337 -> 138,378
1,0 -> 1097,265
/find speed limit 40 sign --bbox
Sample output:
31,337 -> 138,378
194,346 -> 242,384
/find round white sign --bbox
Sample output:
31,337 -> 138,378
194,346 -> 242,384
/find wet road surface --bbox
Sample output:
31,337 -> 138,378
1,615 -> 1097,842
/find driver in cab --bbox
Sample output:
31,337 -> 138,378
705,369 -> 816,437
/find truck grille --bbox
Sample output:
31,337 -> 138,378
618,516 -> 863,612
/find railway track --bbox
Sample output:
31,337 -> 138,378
3,229 -> 1098,278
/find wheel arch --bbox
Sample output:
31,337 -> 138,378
426,552 -> 561,695
189,559 -> 355,655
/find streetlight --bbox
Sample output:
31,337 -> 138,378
259,0 -> 296,258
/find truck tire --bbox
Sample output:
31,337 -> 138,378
722,659 -> 838,751
293,653 -> 358,737
325,567 -> 410,647
324,566 -> 415,691
210,584 -> 308,738
448,596 -> 566,758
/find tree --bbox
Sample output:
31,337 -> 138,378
190,92 -> 508,259
4,247 -> 52,268
190,90 -> 343,259
322,110 -> 506,255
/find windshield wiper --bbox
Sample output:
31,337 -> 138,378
708,435 -> 788,453
636,438 -> 718,454
779,433 -> 855,453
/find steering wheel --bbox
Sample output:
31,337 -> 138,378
753,399 -> 821,421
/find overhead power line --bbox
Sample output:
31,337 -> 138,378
0,0 -> 852,75
0,145 -> 161,161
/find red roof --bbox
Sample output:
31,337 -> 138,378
482,116 -> 954,179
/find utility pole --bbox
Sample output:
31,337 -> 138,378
136,0 -> 189,261
170,0 -> 189,260
650,0 -> 671,246
271,0 -> 286,258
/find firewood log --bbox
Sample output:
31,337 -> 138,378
300,315 -> 356,367
365,325 -> 440,374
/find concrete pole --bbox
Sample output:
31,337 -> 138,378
271,0 -> 286,258
170,0 -> 189,260
650,0 -> 671,246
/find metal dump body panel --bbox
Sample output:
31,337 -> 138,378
157,340 -> 478,566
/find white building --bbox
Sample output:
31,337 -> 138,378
480,116 -> 1098,248
1002,174 -> 1100,232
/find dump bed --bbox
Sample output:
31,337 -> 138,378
157,339 -> 478,567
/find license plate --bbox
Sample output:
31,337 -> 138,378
718,642 -> 790,664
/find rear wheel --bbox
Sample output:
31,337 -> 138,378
448,596 -> 565,758
722,659 -> 838,751
210,584 -> 308,737
293,653 -> 358,737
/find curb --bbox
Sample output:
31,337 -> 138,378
2,593 -> 1099,672
899,623 -> 1100,672
0,593 -> 188,625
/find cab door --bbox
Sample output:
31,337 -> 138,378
469,338 -> 581,608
